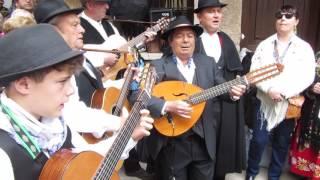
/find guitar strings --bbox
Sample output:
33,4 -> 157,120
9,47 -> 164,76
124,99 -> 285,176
95,93 -> 148,179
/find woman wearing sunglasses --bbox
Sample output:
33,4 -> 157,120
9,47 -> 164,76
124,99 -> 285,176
245,5 -> 315,180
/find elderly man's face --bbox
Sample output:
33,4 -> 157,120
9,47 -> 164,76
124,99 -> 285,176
55,13 -> 85,49
169,27 -> 196,61
15,0 -> 34,12
197,7 -> 223,34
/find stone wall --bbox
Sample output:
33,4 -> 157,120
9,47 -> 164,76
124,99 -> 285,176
194,0 -> 243,50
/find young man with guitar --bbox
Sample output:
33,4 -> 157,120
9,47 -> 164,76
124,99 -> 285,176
34,0 -> 154,157
0,24 -> 154,179
34,0 -> 157,178
131,16 -> 246,180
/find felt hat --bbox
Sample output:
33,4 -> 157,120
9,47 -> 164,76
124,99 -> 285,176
34,0 -> 83,23
161,16 -> 203,40
0,24 -> 83,86
194,0 -> 227,13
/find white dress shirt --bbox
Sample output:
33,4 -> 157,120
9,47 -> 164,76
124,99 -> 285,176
200,29 -> 221,62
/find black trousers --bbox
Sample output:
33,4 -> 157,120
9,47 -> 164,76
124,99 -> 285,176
155,134 -> 214,180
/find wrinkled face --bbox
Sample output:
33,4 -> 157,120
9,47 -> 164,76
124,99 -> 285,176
25,69 -> 74,119
55,13 -> 84,49
197,6 -> 223,34
15,0 -> 34,11
169,27 -> 196,61
275,11 -> 299,35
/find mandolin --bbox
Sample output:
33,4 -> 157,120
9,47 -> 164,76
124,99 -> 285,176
152,63 -> 284,137
39,64 -> 157,180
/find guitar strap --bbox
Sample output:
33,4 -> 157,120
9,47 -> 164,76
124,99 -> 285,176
273,40 -> 292,63
0,101 -> 42,160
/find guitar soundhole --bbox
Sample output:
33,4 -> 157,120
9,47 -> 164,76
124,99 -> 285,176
172,93 -> 188,97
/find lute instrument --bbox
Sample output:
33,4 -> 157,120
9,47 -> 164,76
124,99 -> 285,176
152,63 -> 284,137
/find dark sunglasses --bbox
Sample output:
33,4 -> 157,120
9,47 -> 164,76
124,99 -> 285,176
275,12 -> 294,19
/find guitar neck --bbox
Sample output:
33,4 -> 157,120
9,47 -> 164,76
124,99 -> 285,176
113,66 -> 134,116
188,77 -> 247,105
94,90 -> 150,180
118,23 -> 162,51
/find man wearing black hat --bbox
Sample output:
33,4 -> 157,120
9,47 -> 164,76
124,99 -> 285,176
194,0 -> 246,179
135,16 -> 246,180
0,24 -> 154,179
33,0 -> 155,160
34,0 -> 122,138
0,24 -> 83,179
80,0 -> 120,68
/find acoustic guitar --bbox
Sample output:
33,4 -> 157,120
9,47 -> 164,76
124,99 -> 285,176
39,64 -> 157,180
83,17 -> 172,81
152,63 -> 284,137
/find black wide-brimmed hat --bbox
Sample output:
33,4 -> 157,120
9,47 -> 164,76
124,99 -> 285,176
0,24 -> 83,86
34,0 -> 83,23
161,16 -> 203,40
194,0 -> 227,13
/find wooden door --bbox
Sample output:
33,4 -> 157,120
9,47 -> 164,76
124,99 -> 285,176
241,0 -> 320,52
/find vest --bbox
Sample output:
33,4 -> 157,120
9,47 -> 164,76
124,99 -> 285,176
0,127 -> 73,180
80,17 -> 115,44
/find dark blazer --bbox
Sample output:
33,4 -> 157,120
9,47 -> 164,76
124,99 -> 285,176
195,31 -> 246,176
144,53 -> 226,160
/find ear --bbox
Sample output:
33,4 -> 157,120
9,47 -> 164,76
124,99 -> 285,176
14,77 -> 33,95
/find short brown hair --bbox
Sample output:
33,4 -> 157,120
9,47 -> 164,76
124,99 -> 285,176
25,56 -> 84,83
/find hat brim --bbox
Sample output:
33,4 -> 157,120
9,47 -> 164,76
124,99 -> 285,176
194,3 -> 227,13
161,25 -> 203,40
41,7 -> 83,23
0,50 -> 83,86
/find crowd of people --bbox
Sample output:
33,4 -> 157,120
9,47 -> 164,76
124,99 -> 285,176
0,0 -> 319,180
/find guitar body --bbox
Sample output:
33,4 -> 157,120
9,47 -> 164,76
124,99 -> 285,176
101,53 -> 134,81
90,87 -> 131,115
39,149 -> 119,180
84,87 -> 131,171
152,81 -> 206,137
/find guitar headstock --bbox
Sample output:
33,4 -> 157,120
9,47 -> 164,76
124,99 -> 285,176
151,17 -> 175,32
245,63 -> 284,85
139,63 -> 157,95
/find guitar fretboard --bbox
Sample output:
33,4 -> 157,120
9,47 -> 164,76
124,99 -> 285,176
188,77 -> 247,105
94,90 -> 150,180
118,23 -> 163,52
113,65 -> 134,116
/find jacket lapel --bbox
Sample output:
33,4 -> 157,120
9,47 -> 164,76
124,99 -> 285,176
163,56 -> 186,82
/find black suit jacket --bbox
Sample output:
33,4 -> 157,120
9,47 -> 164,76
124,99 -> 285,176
144,53 -> 226,160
